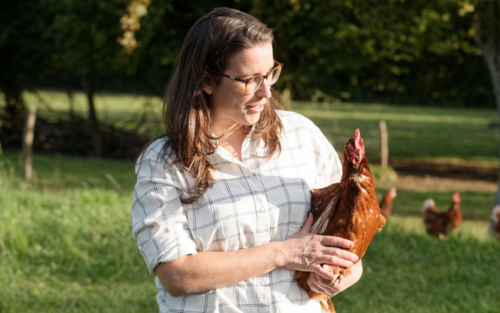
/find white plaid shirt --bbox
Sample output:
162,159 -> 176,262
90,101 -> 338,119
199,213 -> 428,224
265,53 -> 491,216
132,110 -> 342,313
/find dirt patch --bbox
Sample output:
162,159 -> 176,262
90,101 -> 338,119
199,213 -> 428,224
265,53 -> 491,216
379,175 -> 498,193
390,159 -> 499,182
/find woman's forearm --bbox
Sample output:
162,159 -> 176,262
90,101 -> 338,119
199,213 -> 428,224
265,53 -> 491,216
155,214 -> 358,297
155,241 -> 283,296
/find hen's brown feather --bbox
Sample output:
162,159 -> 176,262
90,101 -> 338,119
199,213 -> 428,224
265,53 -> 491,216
294,133 -> 385,313
379,187 -> 397,218
422,193 -> 462,240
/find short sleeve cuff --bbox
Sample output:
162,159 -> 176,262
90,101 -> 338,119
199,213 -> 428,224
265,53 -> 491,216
139,229 -> 199,275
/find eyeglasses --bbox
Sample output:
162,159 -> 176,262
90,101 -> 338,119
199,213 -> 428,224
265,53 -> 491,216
208,60 -> 283,95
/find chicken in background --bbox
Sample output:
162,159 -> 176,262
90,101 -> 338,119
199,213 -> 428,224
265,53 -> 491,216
490,205 -> 500,240
422,192 -> 462,240
294,129 -> 386,313
379,187 -> 397,218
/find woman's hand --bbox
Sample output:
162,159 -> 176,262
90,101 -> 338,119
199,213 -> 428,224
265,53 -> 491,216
306,261 -> 363,297
276,213 -> 359,281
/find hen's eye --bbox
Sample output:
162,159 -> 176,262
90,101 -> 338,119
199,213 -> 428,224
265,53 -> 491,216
348,144 -> 352,149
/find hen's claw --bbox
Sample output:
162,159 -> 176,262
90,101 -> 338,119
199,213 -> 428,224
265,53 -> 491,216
329,273 -> 344,287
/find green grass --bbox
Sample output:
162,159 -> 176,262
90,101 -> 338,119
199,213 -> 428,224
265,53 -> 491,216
335,220 -> 500,313
291,102 -> 499,163
0,153 -> 499,312
1,91 -> 499,311
13,90 -> 500,163
0,158 -> 157,312
376,187 -> 495,220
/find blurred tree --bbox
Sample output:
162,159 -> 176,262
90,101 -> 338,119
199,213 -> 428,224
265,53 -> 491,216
473,0 -> 500,209
124,0 -> 250,97
0,0 -> 57,130
252,0 -> 490,106
47,0 -> 130,157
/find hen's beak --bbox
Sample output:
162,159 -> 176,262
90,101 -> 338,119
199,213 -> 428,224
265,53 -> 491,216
351,151 -> 362,164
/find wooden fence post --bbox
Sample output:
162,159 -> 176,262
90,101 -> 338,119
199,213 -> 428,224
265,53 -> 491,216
22,106 -> 37,181
379,120 -> 388,168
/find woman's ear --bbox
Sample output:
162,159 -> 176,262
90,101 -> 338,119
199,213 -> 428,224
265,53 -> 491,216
201,71 -> 214,95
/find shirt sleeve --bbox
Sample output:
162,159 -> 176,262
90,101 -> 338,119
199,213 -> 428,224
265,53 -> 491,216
313,125 -> 343,187
131,143 -> 198,275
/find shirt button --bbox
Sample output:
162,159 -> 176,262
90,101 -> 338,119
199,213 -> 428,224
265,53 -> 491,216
253,173 -> 257,176
259,207 -> 265,213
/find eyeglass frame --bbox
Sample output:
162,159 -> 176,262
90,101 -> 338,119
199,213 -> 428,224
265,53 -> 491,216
207,60 -> 284,95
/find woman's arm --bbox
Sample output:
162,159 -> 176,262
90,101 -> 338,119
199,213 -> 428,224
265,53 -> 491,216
155,213 -> 358,296
306,260 -> 363,298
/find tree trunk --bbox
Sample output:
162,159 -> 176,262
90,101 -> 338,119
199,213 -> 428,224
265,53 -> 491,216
81,77 -> 102,158
2,74 -> 26,130
22,106 -> 37,182
474,1 -> 500,209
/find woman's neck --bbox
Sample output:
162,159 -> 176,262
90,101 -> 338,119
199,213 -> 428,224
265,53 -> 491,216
213,123 -> 249,162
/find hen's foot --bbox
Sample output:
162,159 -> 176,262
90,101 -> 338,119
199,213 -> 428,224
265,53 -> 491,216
329,273 -> 343,287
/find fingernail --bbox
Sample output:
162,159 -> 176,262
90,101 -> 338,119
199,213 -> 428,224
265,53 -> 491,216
349,242 -> 354,248
354,256 -> 359,262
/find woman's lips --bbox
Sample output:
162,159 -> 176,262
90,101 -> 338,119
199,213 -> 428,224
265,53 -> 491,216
247,103 -> 264,113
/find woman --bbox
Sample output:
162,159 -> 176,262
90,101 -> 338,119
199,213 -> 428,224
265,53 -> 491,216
132,7 -> 362,312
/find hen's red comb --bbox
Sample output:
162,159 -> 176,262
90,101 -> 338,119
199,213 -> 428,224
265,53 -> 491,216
354,128 -> 361,151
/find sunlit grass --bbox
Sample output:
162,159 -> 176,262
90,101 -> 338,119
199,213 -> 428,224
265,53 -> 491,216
0,158 -> 158,313
335,219 -> 500,313
1,91 -> 498,312
18,90 -> 499,162
291,103 -> 499,163
0,153 -> 498,312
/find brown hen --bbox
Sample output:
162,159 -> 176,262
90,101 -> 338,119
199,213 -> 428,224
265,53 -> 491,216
294,129 -> 386,313
489,205 -> 500,240
422,192 -> 462,240
379,187 -> 397,218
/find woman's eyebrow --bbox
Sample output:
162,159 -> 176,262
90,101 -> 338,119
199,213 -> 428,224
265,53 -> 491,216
243,63 -> 276,77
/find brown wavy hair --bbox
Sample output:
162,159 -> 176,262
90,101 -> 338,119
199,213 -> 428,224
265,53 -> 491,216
145,7 -> 284,204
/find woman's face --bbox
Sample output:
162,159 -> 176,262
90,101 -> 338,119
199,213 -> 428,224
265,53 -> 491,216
205,42 -> 274,134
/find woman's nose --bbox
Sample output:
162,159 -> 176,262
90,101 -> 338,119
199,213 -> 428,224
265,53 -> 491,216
256,78 -> 272,99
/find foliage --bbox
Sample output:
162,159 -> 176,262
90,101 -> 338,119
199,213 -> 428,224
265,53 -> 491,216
255,0 -> 492,106
47,0 -> 130,78
0,0 -> 495,111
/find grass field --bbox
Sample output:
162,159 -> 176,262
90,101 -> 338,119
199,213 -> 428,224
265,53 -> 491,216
18,90 -> 500,163
1,152 -> 498,312
1,91 -> 499,312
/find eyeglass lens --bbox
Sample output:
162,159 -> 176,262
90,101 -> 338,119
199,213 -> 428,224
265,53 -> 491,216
246,66 -> 282,94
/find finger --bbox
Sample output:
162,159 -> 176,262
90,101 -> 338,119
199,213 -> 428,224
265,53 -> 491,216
323,247 -> 359,262
322,264 -> 336,272
311,264 -> 336,281
321,236 -> 354,249
318,255 -> 354,268
307,274 -> 325,294
300,212 -> 314,233
310,273 -> 336,296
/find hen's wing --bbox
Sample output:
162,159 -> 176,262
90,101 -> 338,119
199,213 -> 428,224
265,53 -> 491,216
310,183 -> 342,234
294,183 -> 342,312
